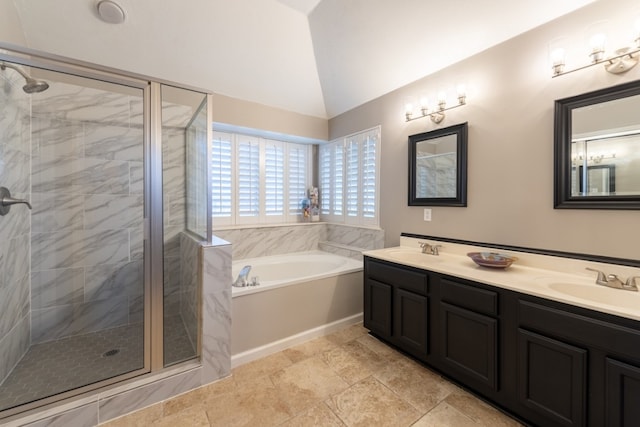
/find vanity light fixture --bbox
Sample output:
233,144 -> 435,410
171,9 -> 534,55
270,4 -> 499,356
404,84 -> 467,124
551,19 -> 640,77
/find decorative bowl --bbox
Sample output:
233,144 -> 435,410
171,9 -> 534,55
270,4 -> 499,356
467,252 -> 518,269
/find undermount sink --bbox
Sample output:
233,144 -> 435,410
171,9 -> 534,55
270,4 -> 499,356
547,282 -> 640,310
384,249 -> 442,264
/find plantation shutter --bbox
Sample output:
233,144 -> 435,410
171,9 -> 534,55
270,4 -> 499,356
236,136 -> 260,221
211,131 -> 233,224
264,140 -> 285,218
288,143 -> 309,218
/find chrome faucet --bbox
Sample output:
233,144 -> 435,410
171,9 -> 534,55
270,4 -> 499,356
586,268 -> 639,292
419,242 -> 442,255
233,265 -> 252,287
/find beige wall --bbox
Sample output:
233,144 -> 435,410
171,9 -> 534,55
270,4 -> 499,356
212,92 -> 327,140
329,0 -> 640,260
0,0 -> 26,45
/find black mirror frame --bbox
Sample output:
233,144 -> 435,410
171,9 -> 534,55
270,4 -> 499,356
408,122 -> 468,207
554,80 -> 640,210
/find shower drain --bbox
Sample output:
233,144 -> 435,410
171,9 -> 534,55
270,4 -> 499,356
102,349 -> 120,357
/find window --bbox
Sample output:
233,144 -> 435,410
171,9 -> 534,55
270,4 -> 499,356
319,126 -> 380,226
211,131 -> 311,226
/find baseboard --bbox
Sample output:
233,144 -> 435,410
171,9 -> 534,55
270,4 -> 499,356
230,313 -> 363,368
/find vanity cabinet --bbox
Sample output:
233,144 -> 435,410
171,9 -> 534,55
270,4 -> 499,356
364,258 -> 429,361
605,358 -> 640,426
516,328 -> 587,426
436,277 -> 499,394
363,255 -> 640,427
516,298 -> 640,427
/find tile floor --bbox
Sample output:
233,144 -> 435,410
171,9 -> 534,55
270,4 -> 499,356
101,323 -> 523,427
0,315 -> 195,413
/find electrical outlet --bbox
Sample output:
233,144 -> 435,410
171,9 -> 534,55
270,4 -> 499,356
423,208 -> 432,221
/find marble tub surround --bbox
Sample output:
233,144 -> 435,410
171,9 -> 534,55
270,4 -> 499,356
364,236 -> 640,321
326,224 -> 385,249
102,323 -> 521,427
214,222 -> 384,260
214,223 -> 326,259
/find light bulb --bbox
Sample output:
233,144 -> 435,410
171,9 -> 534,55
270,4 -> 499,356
419,94 -> 429,115
586,21 -> 609,62
550,47 -> 565,75
437,90 -> 447,110
404,96 -> 415,121
456,84 -> 467,104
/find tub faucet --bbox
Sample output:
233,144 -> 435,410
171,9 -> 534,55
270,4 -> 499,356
419,242 -> 442,255
233,265 -> 252,287
586,268 -> 639,292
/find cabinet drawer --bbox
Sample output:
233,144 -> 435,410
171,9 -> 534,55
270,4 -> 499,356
440,279 -> 498,316
518,300 -> 640,361
367,260 -> 428,295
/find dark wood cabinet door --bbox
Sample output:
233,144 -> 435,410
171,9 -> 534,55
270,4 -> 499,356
605,357 -> 640,427
440,302 -> 498,391
364,278 -> 392,339
393,288 -> 428,359
517,328 -> 587,427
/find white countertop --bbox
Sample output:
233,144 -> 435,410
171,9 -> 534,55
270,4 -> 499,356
363,237 -> 640,322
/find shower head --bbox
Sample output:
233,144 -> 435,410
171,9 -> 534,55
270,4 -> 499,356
22,77 -> 50,94
0,62 -> 49,93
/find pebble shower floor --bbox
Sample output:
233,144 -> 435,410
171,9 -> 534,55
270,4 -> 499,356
0,315 -> 195,412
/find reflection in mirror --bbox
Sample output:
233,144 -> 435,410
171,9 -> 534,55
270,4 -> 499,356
409,122 -> 467,206
573,164 -> 616,196
415,135 -> 457,198
554,81 -> 640,209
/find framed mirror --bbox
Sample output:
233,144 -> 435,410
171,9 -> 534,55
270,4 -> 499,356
554,80 -> 640,209
409,122 -> 468,206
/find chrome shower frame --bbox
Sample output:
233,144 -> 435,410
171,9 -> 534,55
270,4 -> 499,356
0,42 -> 213,420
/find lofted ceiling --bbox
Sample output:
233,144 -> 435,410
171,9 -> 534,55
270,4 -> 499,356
9,0 -> 596,119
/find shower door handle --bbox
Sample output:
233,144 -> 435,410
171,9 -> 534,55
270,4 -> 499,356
0,186 -> 32,216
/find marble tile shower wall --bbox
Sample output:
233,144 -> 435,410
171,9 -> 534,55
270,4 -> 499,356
185,116 -> 208,239
0,70 -> 32,384
29,82 -> 145,344
214,223 -> 384,260
163,127 -> 187,318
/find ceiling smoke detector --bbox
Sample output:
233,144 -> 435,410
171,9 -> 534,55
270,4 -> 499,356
97,0 -> 126,24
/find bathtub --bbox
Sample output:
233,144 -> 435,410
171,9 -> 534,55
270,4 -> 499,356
231,251 -> 364,366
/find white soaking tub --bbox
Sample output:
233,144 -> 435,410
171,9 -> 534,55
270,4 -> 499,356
230,251 -> 363,366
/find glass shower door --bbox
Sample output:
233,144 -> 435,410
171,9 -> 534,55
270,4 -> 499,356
0,61 -> 148,413
160,85 -> 208,367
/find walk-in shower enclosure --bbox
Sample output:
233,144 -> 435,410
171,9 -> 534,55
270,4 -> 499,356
0,46 -> 212,419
